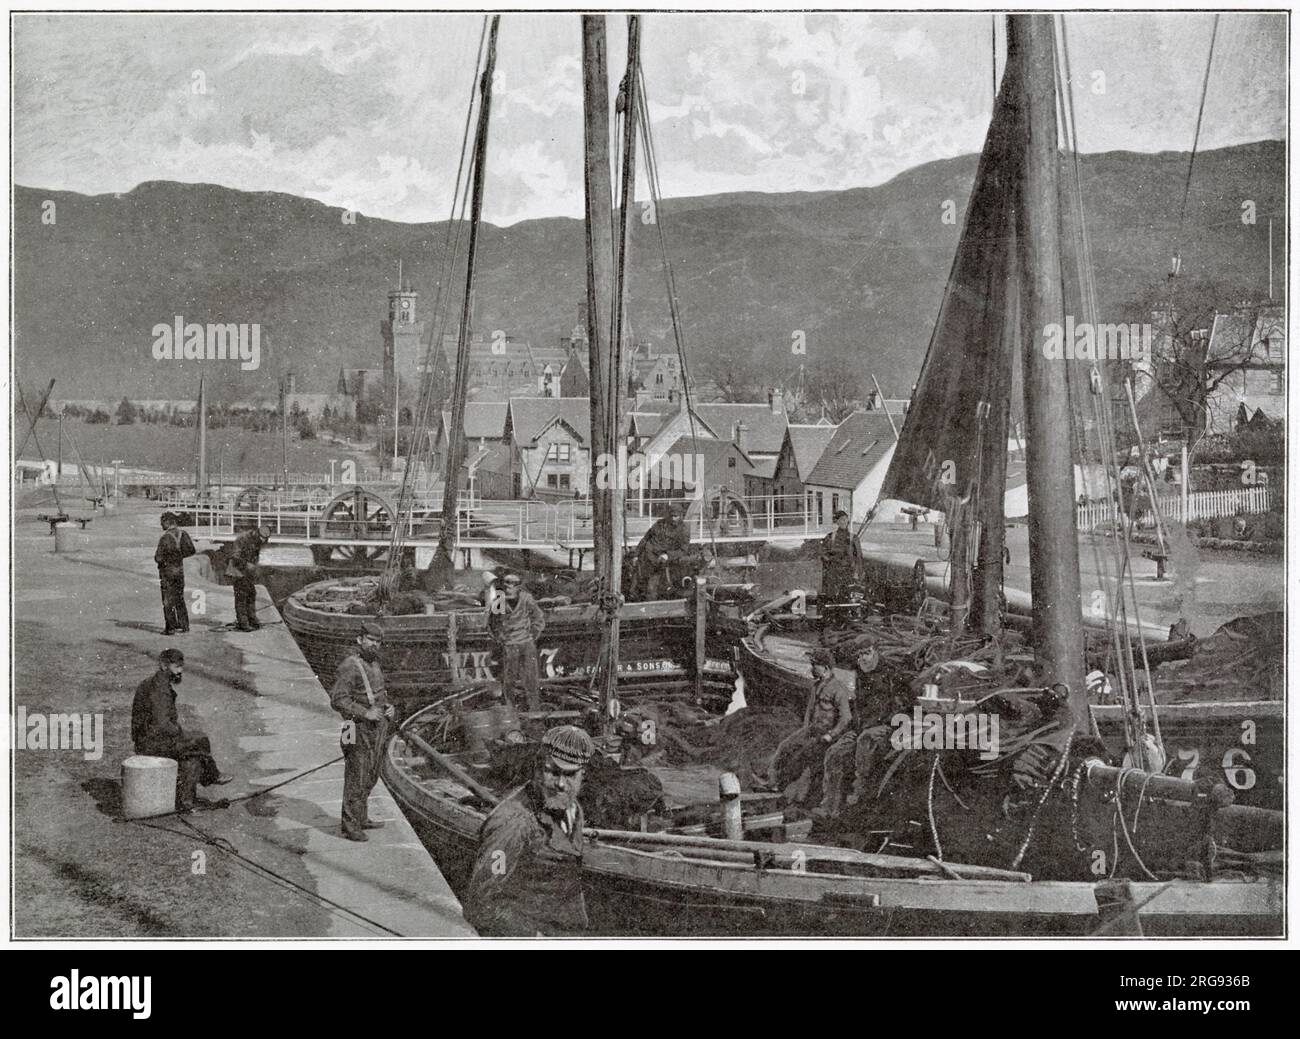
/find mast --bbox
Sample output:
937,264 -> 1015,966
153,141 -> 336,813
196,374 -> 208,499
596,14 -> 642,725
970,290 -> 1016,635
581,14 -> 621,710
1008,13 -> 1088,730
435,15 -> 501,575
280,374 -> 289,491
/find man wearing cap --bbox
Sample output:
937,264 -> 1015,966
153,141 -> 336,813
848,651 -> 915,807
154,512 -> 196,635
765,647 -> 854,803
462,725 -> 593,936
819,509 -> 863,612
329,621 -> 395,841
819,646 -> 893,816
132,648 -> 232,810
634,502 -> 694,600
488,573 -> 545,712
226,524 -> 271,631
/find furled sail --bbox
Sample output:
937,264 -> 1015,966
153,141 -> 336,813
877,52 -> 1025,513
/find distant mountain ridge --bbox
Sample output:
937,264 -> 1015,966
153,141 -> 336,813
13,139 -> 1284,404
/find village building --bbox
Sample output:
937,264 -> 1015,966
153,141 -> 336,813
431,402 -> 510,469
501,397 -> 592,501
1204,302 -> 1285,433
753,422 -> 841,527
801,410 -> 899,525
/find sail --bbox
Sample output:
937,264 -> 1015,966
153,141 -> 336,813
877,52 -> 1025,513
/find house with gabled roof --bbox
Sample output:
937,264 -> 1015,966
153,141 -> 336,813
751,421 -> 842,526
432,402 -> 510,470
802,411 -> 899,525
504,396 -> 592,500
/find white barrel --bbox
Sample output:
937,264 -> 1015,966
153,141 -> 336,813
121,755 -> 178,819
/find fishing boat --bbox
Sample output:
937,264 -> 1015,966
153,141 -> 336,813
381,12 -> 1282,937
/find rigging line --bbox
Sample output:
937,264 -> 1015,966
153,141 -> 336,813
1171,12 -> 1221,277
388,18 -> 489,570
1059,15 -> 1166,754
635,65 -> 720,565
1056,17 -> 1151,743
991,13 -> 997,112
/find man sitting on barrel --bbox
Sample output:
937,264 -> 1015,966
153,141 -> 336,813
131,648 -> 231,811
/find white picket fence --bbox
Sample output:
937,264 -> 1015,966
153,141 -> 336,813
1076,486 -> 1272,531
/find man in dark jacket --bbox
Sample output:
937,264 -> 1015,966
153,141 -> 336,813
131,648 -> 231,810
462,725 -> 593,936
226,524 -> 270,631
819,509 -> 863,608
488,573 -> 545,711
634,503 -> 694,600
328,620 -> 395,842
155,512 -> 196,635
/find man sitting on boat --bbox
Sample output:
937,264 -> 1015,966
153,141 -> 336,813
765,648 -> 854,806
462,725 -> 594,937
488,573 -> 545,712
819,510 -> 863,621
634,502 -> 694,600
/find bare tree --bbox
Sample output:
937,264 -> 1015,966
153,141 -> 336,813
1122,277 -> 1267,438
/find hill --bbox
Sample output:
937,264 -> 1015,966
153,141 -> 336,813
12,140 -> 1284,404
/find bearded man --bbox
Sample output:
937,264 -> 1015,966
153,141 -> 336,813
462,725 -> 594,936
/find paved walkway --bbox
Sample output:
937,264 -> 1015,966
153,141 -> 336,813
13,502 -> 472,938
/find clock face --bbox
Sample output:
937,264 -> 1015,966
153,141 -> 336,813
401,299 -> 411,309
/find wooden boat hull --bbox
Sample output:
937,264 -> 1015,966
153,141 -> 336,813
383,705 -> 1281,938
284,577 -> 740,713
736,635 -> 1284,811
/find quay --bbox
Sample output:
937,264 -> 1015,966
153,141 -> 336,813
11,499 -> 473,938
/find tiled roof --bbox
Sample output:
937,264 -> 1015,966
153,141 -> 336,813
805,411 -> 898,489
693,402 -> 788,455
787,423 -> 839,481
440,402 -> 509,441
639,435 -> 755,488
629,411 -> 663,437
507,397 -> 591,445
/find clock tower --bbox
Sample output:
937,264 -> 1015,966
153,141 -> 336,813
381,283 -> 426,422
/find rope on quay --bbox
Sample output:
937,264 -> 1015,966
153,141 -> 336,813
133,814 -> 404,938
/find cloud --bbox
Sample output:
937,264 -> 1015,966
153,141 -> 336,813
12,11 -> 1287,225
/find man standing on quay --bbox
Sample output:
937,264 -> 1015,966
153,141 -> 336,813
329,621 -> 395,842
155,511 -> 195,635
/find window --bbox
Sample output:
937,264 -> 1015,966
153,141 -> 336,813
546,473 -> 571,490
728,456 -> 736,468
832,493 -> 840,515
655,373 -> 664,385
1274,371 -> 1284,394
547,442 -> 572,462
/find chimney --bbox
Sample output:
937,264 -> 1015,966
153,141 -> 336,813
733,421 -> 750,456
769,387 -> 784,415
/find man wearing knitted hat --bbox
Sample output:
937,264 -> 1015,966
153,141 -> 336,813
462,724 -> 593,936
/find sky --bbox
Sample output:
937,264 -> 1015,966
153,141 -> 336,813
12,11 -> 1287,227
